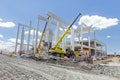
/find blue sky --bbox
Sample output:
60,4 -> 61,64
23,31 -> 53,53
0,0 -> 120,53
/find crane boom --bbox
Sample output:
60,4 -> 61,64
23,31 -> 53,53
50,12 -> 82,53
37,16 -> 50,51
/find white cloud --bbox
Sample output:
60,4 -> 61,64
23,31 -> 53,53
64,25 -> 77,30
8,38 -> 18,43
72,25 -> 77,29
75,37 -> 88,41
0,18 -> 2,21
106,35 -> 111,39
79,15 -> 119,30
75,37 -> 82,41
0,40 -> 13,50
0,40 -> 16,52
0,40 -> 4,43
0,38 -> 28,51
0,19 -> 15,28
25,29 -> 41,36
74,37 -> 79,41
8,38 -> 27,44
59,27 -> 63,31
0,18 -> 15,28
67,35 -> 71,38
83,38 -> 88,41
67,35 -> 88,41
0,34 -> 3,38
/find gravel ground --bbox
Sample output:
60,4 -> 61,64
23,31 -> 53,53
90,63 -> 120,78
0,54 -> 119,80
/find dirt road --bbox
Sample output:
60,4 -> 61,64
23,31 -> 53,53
0,54 -> 119,80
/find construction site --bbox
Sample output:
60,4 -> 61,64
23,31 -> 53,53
0,11 -> 120,80
15,12 -> 107,58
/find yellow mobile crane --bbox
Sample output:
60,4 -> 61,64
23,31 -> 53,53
49,12 -> 82,56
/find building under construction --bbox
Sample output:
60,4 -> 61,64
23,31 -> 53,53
15,12 -> 107,57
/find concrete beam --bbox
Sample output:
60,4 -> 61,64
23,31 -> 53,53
47,11 -> 70,25
38,15 -> 66,29
19,23 -> 35,30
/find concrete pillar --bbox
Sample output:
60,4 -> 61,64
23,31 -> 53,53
47,29 -> 50,51
62,37 -> 66,52
88,28 -> 91,54
80,26 -> 83,53
105,44 -> 107,56
94,31 -> 97,56
101,46 -> 103,56
49,29 -> 53,43
15,24 -> 20,53
52,35 -> 55,47
71,27 -> 74,51
78,32 -> 81,46
62,29 -> 66,52
59,32 -> 62,47
27,21 -> 32,51
55,22 -> 59,42
32,29 -> 35,54
47,18 -> 52,51
20,26 -> 25,52
35,17 -> 40,53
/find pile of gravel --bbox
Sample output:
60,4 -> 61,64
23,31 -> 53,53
89,64 -> 120,78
